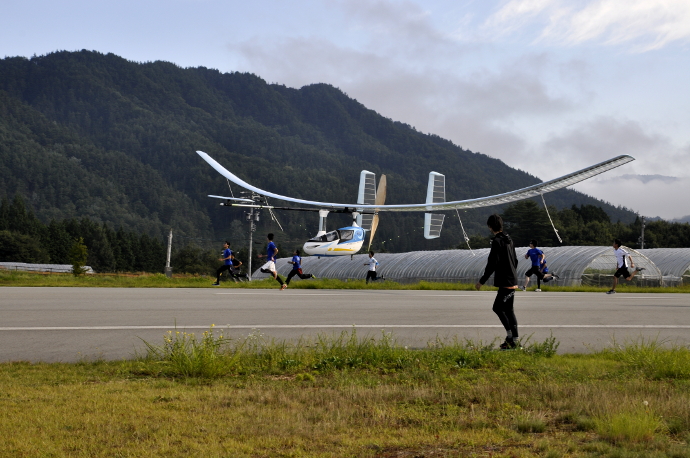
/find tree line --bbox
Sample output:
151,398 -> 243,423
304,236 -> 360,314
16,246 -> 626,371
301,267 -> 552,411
0,193 -> 264,275
3,194 -> 689,277
1,194 -> 165,272
462,200 -> 690,249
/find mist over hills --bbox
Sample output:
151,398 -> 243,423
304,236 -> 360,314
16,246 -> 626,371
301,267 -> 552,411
0,50 -> 638,252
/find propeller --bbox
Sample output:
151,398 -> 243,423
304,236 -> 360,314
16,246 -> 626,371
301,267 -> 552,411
367,174 -> 387,251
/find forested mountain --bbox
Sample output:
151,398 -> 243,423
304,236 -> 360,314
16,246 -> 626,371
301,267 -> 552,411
0,50 -> 639,253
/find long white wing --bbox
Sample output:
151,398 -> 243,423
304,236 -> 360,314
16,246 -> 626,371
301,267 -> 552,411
208,195 -> 255,202
198,151 -> 634,212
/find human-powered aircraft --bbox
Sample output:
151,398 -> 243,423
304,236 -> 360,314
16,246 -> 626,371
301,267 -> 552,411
197,150 -> 634,257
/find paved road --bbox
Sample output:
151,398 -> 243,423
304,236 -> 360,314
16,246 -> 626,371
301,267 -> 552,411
1,287 -> 689,362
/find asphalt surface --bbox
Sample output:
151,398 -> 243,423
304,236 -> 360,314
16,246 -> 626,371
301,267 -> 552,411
1,287 -> 689,362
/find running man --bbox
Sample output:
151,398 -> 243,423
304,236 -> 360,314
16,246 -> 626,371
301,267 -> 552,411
364,251 -> 380,283
540,256 -> 559,285
285,249 -> 315,285
212,241 -> 233,286
229,254 -> 248,281
607,239 -> 644,294
258,233 -> 287,290
475,214 -> 520,350
521,240 -> 558,291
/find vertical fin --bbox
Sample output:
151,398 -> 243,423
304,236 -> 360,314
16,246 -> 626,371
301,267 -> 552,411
317,210 -> 329,236
424,172 -> 445,239
357,170 -> 376,230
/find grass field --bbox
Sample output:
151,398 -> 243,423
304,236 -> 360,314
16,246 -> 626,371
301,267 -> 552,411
1,331 -> 690,457
2,270 -> 689,456
1,269 -> 689,293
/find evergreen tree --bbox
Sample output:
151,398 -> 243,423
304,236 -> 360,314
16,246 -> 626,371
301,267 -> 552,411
500,200 -> 555,247
0,230 -> 50,262
172,244 -> 216,275
69,237 -> 88,276
46,220 -> 73,264
114,226 -> 135,272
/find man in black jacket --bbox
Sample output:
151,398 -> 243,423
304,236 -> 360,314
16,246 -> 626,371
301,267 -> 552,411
475,214 -> 520,350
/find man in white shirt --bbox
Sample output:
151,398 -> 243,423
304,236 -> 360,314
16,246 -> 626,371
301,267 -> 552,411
608,238 -> 645,294
364,251 -> 380,284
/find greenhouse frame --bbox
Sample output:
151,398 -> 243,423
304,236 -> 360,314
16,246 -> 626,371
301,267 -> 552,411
638,248 -> 690,286
0,262 -> 94,274
253,245 -> 665,287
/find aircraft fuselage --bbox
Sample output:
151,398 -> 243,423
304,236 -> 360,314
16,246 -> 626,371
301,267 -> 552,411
303,226 -> 365,257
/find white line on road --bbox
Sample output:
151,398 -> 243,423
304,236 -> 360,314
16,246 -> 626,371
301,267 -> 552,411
215,293 -> 483,297
215,292 -> 685,299
2,325 -> 690,331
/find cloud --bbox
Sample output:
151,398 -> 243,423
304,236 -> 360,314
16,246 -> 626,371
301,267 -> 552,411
512,116 -> 690,186
229,35 -> 576,163
484,0 -> 690,51
335,0 -> 449,48
572,174 -> 690,219
522,119 -> 690,219
537,116 -> 682,176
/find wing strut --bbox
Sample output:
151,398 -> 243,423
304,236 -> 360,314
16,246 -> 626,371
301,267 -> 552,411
455,209 -> 475,256
540,193 -> 562,244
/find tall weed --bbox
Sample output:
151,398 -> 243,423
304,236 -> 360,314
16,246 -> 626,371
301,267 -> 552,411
138,325 -> 239,377
594,410 -> 664,444
135,328 -> 562,378
605,337 -> 690,379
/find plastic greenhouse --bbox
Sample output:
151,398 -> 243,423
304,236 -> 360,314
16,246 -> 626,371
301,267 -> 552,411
638,248 -> 690,286
253,246 -> 663,287
0,262 -> 94,274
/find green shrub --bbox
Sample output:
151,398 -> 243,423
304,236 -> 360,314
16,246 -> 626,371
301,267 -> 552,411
594,410 -> 664,444
516,414 -> 547,433
606,337 -> 690,379
139,325 -> 238,378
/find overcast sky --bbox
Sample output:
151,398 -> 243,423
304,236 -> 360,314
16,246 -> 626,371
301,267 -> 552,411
2,0 -> 689,219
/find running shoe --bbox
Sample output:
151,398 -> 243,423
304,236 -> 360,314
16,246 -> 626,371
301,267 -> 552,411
311,274 -> 316,279
211,282 -> 220,286
519,286 -> 526,291
606,289 -> 616,294
499,340 -> 521,350
281,284 -> 288,290
535,288 -> 542,292
553,273 -> 560,279
635,267 -> 646,272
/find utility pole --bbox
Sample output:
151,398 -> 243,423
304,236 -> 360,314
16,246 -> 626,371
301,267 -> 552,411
246,205 -> 260,281
640,216 -> 646,249
164,229 -> 173,278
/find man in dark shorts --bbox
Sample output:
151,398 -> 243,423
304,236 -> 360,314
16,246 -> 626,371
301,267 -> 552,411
212,241 -> 233,286
229,254 -> 248,281
364,251 -> 380,283
475,214 -> 520,350
521,240 -> 557,291
540,256 -> 559,285
608,239 -> 644,294
285,249 -> 315,285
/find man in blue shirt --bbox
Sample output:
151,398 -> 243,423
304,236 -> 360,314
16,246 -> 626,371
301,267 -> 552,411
285,249 -> 316,285
229,254 -> 248,282
258,233 -> 287,290
520,239 -> 557,291
540,255 -> 560,281
212,241 -> 233,286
